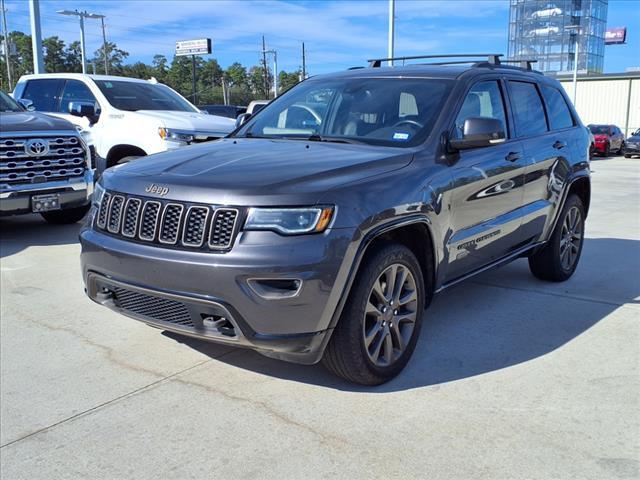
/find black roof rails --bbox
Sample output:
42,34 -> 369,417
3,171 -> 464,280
367,53 -> 503,68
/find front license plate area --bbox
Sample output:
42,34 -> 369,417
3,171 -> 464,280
32,194 -> 61,212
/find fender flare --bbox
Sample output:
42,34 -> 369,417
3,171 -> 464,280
546,170 -> 591,242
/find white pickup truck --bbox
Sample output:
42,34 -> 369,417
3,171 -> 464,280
13,74 -> 236,169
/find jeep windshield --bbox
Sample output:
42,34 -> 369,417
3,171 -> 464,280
235,77 -> 453,147
94,80 -> 197,112
0,91 -> 23,112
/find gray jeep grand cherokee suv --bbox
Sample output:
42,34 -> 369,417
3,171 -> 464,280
81,54 -> 590,385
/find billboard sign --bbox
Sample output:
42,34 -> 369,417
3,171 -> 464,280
175,38 -> 212,56
605,27 -> 627,45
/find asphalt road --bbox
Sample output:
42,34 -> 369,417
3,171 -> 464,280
1,156 -> 638,480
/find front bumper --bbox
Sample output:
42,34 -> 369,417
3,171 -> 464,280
624,144 -> 640,155
80,221 -> 356,364
593,142 -> 608,153
0,170 -> 93,216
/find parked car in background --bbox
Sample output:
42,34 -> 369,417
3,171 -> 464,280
587,127 -> 595,158
200,104 -> 247,119
624,128 -> 640,158
528,26 -> 560,37
588,124 -> 625,156
81,54 -> 590,385
531,5 -> 562,18
246,100 -> 269,115
13,74 -> 236,171
0,89 -> 92,223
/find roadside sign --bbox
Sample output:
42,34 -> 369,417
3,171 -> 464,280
175,39 -> 212,56
605,27 -> 627,45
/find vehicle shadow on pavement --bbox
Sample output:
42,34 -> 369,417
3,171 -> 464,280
167,236 -> 639,392
0,214 -> 83,258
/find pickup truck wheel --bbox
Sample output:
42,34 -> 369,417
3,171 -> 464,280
322,244 -> 425,385
41,205 -> 90,225
528,194 -> 585,282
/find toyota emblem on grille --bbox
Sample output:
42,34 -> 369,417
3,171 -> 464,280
24,139 -> 50,157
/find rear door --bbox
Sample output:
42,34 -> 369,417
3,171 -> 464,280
512,81 -> 578,241
445,79 -> 528,281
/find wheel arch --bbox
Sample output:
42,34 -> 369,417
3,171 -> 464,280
567,175 -> 591,218
106,144 -> 147,168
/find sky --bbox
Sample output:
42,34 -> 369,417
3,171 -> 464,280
4,0 -> 640,74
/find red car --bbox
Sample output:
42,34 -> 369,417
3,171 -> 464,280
588,124 -> 626,156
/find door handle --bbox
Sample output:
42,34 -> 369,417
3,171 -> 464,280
553,140 -> 567,150
505,151 -> 521,162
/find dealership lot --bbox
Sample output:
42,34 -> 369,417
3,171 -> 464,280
1,157 -> 638,479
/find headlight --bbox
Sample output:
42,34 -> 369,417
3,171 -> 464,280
158,127 -> 194,144
92,182 -> 105,207
244,206 -> 334,235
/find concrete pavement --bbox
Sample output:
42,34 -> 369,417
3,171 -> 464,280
1,156 -> 638,479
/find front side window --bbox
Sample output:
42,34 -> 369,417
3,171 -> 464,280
236,77 -> 453,147
22,79 -> 64,112
453,81 -> 507,139
94,80 -> 197,112
509,81 -> 548,137
541,85 -> 573,130
59,80 -> 98,114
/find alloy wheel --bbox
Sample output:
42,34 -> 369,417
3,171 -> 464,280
559,206 -> 582,270
363,263 -> 418,367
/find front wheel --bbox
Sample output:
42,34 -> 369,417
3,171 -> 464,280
322,244 -> 425,385
603,143 -> 610,157
41,205 -> 90,225
528,194 -> 585,282
617,142 -> 625,155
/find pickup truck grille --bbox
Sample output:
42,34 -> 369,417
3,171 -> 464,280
0,135 -> 87,186
96,191 -> 241,252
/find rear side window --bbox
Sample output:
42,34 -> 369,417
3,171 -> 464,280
22,79 -> 63,112
541,85 -> 574,130
509,81 -> 548,137
59,80 -> 98,114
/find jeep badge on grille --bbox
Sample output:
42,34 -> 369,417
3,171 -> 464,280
145,184 -> 169,196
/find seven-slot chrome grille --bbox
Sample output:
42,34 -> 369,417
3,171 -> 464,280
96,191 -> 240,252
0,135 -> 87,186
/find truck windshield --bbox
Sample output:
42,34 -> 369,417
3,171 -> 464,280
235,77 -> 453,147
94,80 -> 197,112
0,91 -> 23,112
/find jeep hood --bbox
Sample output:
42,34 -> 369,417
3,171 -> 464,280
103,138 -> 414,205
133,110 -> 236,135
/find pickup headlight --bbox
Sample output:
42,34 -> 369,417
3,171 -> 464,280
244,206 -> 334,235
92,182 -> 105,207
158,127 -> 194,144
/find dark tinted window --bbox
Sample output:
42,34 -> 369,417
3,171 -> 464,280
589,125 -> 609,134
454,81 -> 507,139
22,79 -> 63,111
509,81 -> 548,137
541,85 -> 573,130
0,90 -> 22,112
59,80 -> 97,113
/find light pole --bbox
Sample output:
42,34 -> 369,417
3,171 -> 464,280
566,24 -> 581,107
57,10 -> 106,74
263,48 -> 278,97
388,0 -> 395,66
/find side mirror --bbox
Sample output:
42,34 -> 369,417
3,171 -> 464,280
235,112 -> 251,128
199,109 -> 209,115
449,117 -> 506,150
17,98 -> 35,111
68,101 -> 99,124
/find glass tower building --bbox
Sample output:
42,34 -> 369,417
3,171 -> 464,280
508,0 -> 608,75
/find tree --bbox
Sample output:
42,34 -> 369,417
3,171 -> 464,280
152,54 -> 168,82
122,62 -> 152,79
65,41 -> 83,72
92,41 -> 129,74
225,62 -> 247,88
43,36 -> 66,73
248,65 -> 270,98
278,70 -> 300,94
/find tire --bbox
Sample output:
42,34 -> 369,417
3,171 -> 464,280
617,142 -> 625,155
602,143 -> 610,157
41,204 -> 90,225
625,154 -> 631,158
322,244 -> 425,385
528,194 -> 585,282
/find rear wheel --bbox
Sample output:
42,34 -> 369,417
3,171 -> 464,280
322,244 -> 425,385
617,142 -> 625,155
528,194 -> 585,282
41,204 -> 90,225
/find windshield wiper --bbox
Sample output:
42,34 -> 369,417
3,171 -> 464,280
306,134 -> 363,145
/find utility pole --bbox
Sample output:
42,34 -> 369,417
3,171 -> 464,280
388,0 -> 395,66
1,0 -> 13,89
57,10 -> 106,75
99,16 -> 108,74
191,54 -> 197,105
29,0 -> 44,73
301,42 -> 306,79
261,35 -> 268,98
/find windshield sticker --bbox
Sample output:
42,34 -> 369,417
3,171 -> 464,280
104,82 -> 113,88
393,132 -> 410,140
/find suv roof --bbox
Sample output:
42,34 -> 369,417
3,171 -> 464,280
17,73 -> 152,84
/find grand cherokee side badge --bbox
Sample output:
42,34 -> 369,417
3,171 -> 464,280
145,184 -> 169,196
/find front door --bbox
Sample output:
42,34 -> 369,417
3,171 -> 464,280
445,80 -> 528,282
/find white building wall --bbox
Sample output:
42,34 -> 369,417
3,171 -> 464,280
559,77 -> 640,136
